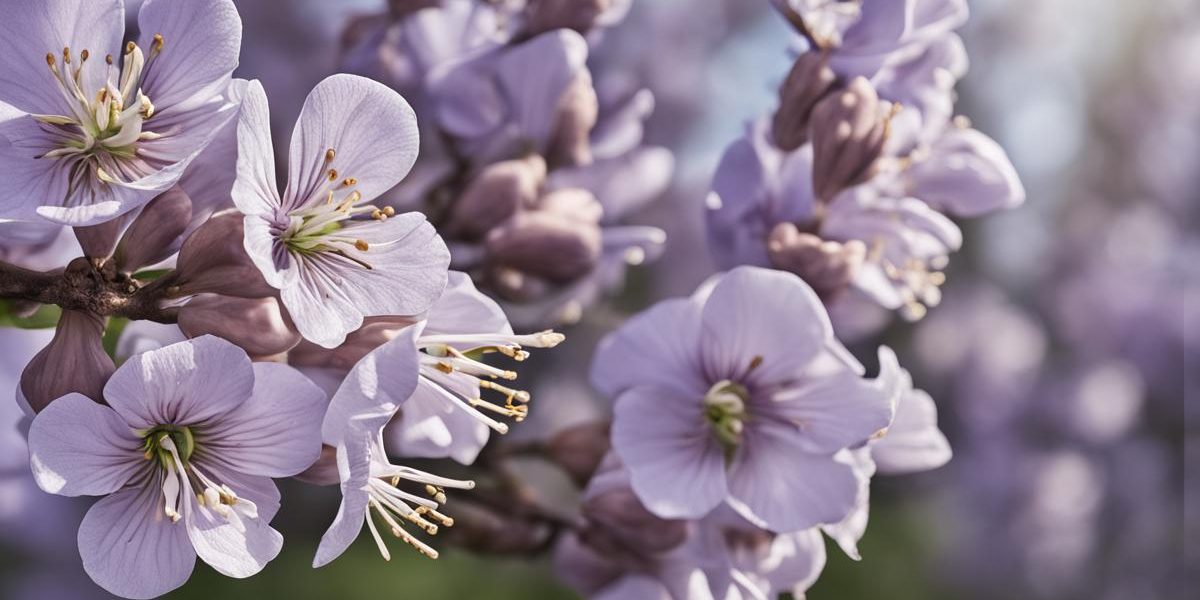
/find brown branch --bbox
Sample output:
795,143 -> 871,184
0,257 -> 179,323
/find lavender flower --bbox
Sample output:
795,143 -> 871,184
0,0 -> 244,226
290,271 -> 564,465
314,329 -> 475,565
593,266 -> 899,531
26,335 -> 326,599
232,74 -> 450,348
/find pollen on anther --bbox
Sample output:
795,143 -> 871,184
62,47 -> 71,63
382,206 -> 395,217
327,168 -> 338,181
126,41 -> 137,54
342,177 -> 357,187
80,49 -> 89,61
45,53 -> 55,67
105,54 -> 114,65
354,239 -> 370,252
325,148 -> 336,162
153,33 -> 165,50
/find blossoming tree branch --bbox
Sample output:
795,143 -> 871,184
0,0 -> 1023,598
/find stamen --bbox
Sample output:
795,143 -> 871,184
325,148 -> 336,162
354,239 -> 370,252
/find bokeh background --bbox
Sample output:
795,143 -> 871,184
1,0 -> 1194,598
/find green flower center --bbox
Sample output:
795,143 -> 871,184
139,425 -> 195,468
704,379 -> 749,457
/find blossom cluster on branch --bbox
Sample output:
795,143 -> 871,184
0,1 -> 1029,599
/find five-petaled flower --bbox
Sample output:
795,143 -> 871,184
27,335 -> 326,599
233,74 -> 450,349
0,0 -> 244,226
592,266 -> 901,532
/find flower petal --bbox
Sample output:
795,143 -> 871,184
758,367 -> 896,455
28,393 -> 143,496
611,385 -> 726,520
231,80 -> 281,215
104,335 -> 255,429
872,388 -> 951,474
313,435 -> 371,568
322,327 -> 421,446
199,362 -> 326,478
283,74 -> 419,211
727,426 -> 859,532
424,271 -> 511,337
591,297 -> 706,399
183,469 -> 283,579
699,266 -> 834,386
78,479 -> 196,599
137,0 -> 242,111
0,0 -> 124,115
384,377 -> 490,465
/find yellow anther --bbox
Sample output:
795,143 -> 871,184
382,206 -> 395,217
342,177 -> 358,187
354,239 -> 370,252
152,33 -> 164,51
105,53 -> 114,65
325,148 -> 336,162
327,168 -> 338,181
62,46 -> 71,63
45,53 -> 55,67
126,41 -> 137,54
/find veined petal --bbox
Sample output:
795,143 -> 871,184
231,80 -> 281,215
0,0 -> 124,115
699,266 -> 835,387
28,393 -> 144,497
200,362 -> 327,478
78,479 -> 197,599
758,367 -> 895,455
872,388 -> 951,474
591,297 -> 706,399
0,102 -> 72,222
322,327 -> 421,446
183,468 -> 283,579
137,0 -> 242,112
283,74 -> 419,212
384,377 -> 490,465
727,426 -> 859,532
424,270 -> 511,337
103,335 -> 255,429
313,435 -> 372,568
612,385 -> 727,520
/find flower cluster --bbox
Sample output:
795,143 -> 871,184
0,1 -> 1057,599
337,0 -> 672,328
708,0 -> 1024,327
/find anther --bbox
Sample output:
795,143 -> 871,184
80,49 -> 89,61
342,177 -> 357,187
327,168 -> 338,181
105,54 -> 114,65
325,148 -> 336,162
125,41 -> 137,54
382,207 -> 395,217
62,47 -> 71,63
354,239 -> 370,252
45,53 -> 55,67
152,33 -> 164,52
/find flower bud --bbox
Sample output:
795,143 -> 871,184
73,215 -> 128,260
767,222 -> 866,299
19,310 -> 114,414
525,0 -> 611,36
546,422 -> 610,486
547,72 -> 599,167
444,501 -> 551,554
486,205 -> 603,283
580,487 -> 687,556
448,154 -> 547,240
174,212 -> 274,299
772,52 -> 837,151
487,266 -> 552,303
115,187 -> 194,272
178,295 -> 301,357
810,76 -> 892,201
295,444 -> 340,486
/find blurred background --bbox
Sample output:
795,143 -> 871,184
1,0 -> 1194,598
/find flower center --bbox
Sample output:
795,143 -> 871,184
148,429 -> 256,526
704,379 -> 749,452
36,38 -> 166,188
282,147 -> 394,266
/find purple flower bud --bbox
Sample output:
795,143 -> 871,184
18,310 -> 114,414
448,154 -> 547,240
486,200 -> 603,283
580,486 -> 688,557
767,222 -> 866,299
174,212 -> 275,299
772,52 -> 838,151
547,72 -> 599,167
810,77 -> 892,201
178,295 -> 301,358
114,187 -> 194,272
73,217 -> 128,260
546,421 -> 611,486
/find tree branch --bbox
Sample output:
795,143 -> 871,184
0,257 -> 179,323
